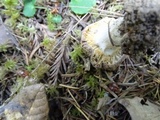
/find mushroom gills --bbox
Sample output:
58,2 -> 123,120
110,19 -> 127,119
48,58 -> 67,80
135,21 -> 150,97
81,17 -> 125,70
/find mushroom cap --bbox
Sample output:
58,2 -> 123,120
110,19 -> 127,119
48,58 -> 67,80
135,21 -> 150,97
81,17 -> 125,70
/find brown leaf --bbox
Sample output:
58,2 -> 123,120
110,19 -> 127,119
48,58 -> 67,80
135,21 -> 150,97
119,97 -> 160,120
2,84 -> 49,120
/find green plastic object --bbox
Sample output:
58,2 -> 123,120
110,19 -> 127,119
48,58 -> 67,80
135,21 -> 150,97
69,0 -> 96,14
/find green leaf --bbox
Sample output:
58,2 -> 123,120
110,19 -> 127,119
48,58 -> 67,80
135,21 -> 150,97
52,14 -> 62,24
23,0 -> 36,4
69,0 -> 96,14
23,2 -> 36,17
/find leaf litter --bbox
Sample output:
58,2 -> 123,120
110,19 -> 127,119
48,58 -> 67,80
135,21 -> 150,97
0,0 -> 160,120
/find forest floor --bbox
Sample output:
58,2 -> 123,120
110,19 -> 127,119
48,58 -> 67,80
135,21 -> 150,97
0,0 -> 160,120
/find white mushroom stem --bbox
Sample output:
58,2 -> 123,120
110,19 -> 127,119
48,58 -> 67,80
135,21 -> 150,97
81,17 -> 126,70
82,17 -> 124,56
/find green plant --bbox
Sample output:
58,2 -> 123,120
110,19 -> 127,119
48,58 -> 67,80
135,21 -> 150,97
25,61 -> 37,72
11,77 -> 24,93
85,75 -> 98,89
91,98 -> 98,108
2,0 -> 20,25
97,89 -> 106,98
31,63 -> 50,80
46,11 -> 62,31
26,58 -> 50,80
70,45 -> 86,73
23,0 -> 36,17
69,0 -> 96,14
108,4 -> 123,12
70,107 -> 81,117
70,45 -> 84,63
46,86 -> 59,96
17,22 -> 36,33
4,59 -> 16,70
47,11 -> 55,31
0,66 -> 7,80
41,37 -> 55,51
0,44 -> 9,52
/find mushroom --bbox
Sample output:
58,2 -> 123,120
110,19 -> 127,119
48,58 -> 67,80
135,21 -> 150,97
81,0 -> 160,70
81,17 -> 127,70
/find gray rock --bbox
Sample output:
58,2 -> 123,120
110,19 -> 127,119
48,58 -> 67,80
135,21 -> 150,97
0,16 -> 19,50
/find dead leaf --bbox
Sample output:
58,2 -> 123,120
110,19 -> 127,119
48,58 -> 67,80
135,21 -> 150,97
97,93 -> 111,110
119,97 -> 160,120
1,84 -> 49,120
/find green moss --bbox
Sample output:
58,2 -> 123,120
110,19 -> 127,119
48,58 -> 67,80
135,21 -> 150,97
17,22 -> 36,33
46,85 -> 59,96
31,63 -> 50,80
41,37 -> 55,51
70,45 -> 87,74
26,59 -> 50,80
11,77 -> 24,93
96,89 -> 106,98
0,66 -> 7,80
108,4 -> 123,12
85,75 -> 98,89
91,98 -> 98,108
25,60 -> 37,72
0,44 -> 9,52
70,45 -> 84,63
4,59 -> 16,70
47,11 -> 55,31
70,107 -> 81,117
2,0 -> 20,26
